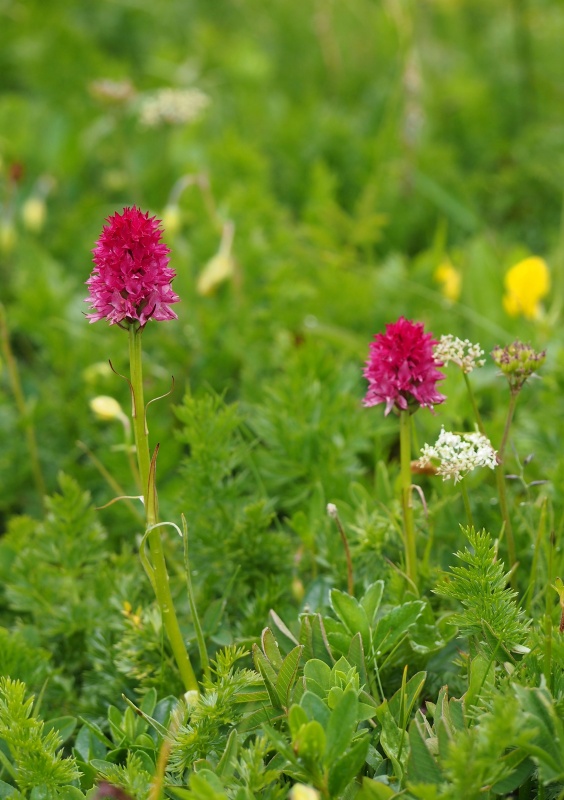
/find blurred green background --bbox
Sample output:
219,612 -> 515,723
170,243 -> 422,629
0,0 -> 562,529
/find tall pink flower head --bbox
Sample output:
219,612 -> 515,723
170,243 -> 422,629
363,317 -> 446,415
85,206 -> 179,327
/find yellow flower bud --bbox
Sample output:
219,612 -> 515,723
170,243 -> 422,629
196,252 -> 235,296
161,204 -> 182,236
90,395 -> 124,422
290,786 -> 319,800
21,196 -> 47,233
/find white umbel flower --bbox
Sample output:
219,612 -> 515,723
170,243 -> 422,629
417,427 -> 497,483
139,88 -> 210,127
434,334 -> 485,373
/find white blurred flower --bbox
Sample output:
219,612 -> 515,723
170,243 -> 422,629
139,88 -> 210,127
417,427 -> 497,483
434,334 -> 485,374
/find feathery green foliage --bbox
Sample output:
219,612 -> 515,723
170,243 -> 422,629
435,528 -> 530,659
0,678 -> 81,795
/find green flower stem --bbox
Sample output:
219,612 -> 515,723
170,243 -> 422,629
496,391 -> 519,584
463,371 -> 486,435
128,325 -> 198,694
460,481 -> 475,530
399,410 -> 418,590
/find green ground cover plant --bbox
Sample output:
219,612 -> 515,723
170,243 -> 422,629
1,1 -> 564,798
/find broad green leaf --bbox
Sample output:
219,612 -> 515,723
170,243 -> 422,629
299,614 -> 334,664
377,703 -> 408,779
275,645 -> 303,708
490,750 -> 534,794
330,589 -> 370,650
262,627 -> 284,670
107,705 -> 125,744
43,715 -> 77,744
409,617 -> 457,655
189,771 -> 229,800
288,704 -> 309,737
360,581 -> 384,626
216,728 -> 238,780
387,672 -> 426,728
253,643 -> 281,709
56,789 -> 85,800
328,733 -> 370,796
347,632 -> 368,686
407,718 -> 443,785
140,687 -> 158,716
76,717 -> 114,751
295,720 -> 327,766
304,658 -> 332,697
325,690 -> 359,763
269,609 -> 300,650
372,601 -> 425,657
263,724 -> 302,766
0,779 -> 17,799
300,690 -> 331,727
239,705 -> 280,732
357,778 -> 397,799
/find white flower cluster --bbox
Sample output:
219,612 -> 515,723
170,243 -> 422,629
434,334 -> 485,373
139,88 -> 210,127
418,427 -> 497,483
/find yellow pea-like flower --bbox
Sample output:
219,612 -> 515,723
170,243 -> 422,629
434,260 -> 461,303
503,256 -> 550,320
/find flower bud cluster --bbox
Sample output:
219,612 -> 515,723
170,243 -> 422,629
491,341 -> 546,392
417,427 -> 497,484
434,334 -> 485,373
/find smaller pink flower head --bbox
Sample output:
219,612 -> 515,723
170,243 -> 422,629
85,206 -> 179,327
363,316 -> 446,415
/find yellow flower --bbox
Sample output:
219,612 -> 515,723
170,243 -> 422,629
503,257 -> 549,320
90,395 -> 125,422
434,260 -> 461,302
21,197 -> 46,233
196,252 -> 235,296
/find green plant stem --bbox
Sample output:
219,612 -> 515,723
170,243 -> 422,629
496,391 -> 519,584
399,410 -> 417,590
463,371 -> 486,435
128,325 -> 198,694
0,303 -> 46,504
460,481 -> 474,530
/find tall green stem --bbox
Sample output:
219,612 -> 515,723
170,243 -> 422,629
496,391 -> 519,584
463,372 -> 486,435
128,325 -> 198,694
399,410 -> 417,591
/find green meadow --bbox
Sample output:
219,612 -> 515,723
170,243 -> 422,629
0,2 -> 563,798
